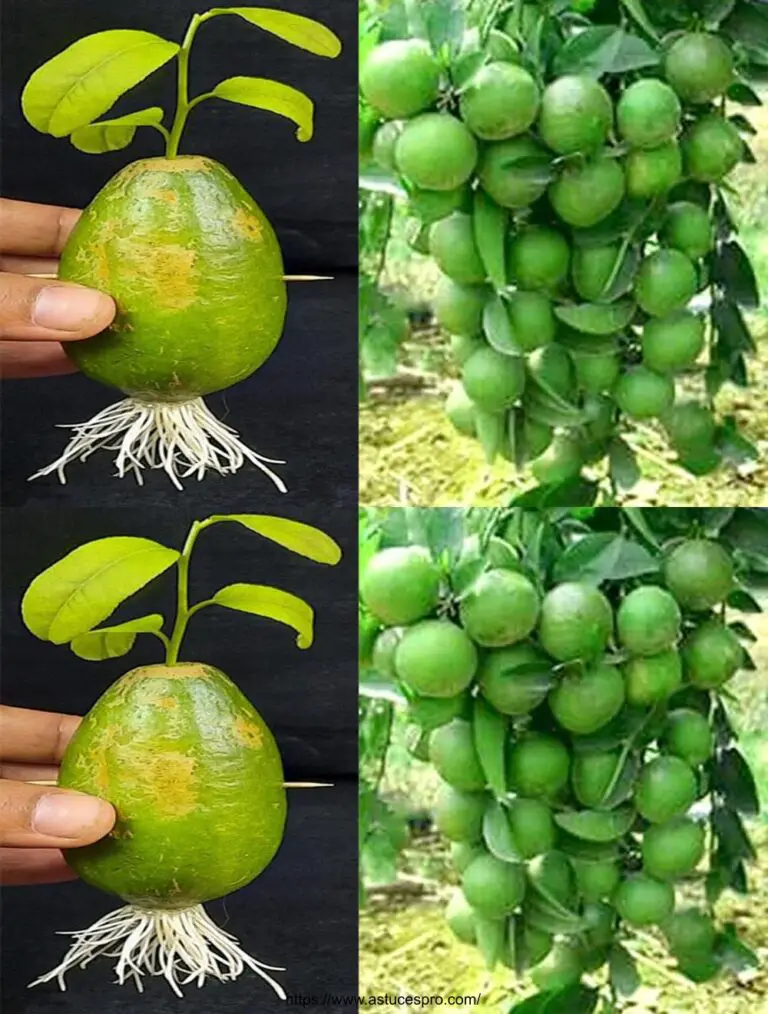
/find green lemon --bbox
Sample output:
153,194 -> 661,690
446,889 -> 477,945
642,816 -> 705,880
478,136 -> 551,210
615,366 -> 675,420
617,585 -> 682,656
664,539 -> 734,611
429,719 -> 486,791
635,755 -> 698,823
538,582 -> 613,663
451,841 -> 485,873
429,212 -> 486,284
508,227 -> 571,292
361,546 -> 440,626
617,78 -> 682,149
459,61 -> 540,140
527,343 -> 576,399
635,249 -> 697,317
665,33 -> 734,105
682,114 -> 743,182
446,383 -> 477,438
662,202 -> 715,261
508,734 -> 571,798
478,642 -> 554,716
538,75 -> 613,155
435,783 -> 487,842
462,346 -> 526,412
572,243 -> 621,302
530,940 -> 585,991
625,141 -> 683,199
459,568 -> 541,647
508,799 -> 557,859
663,908 -> 717,960
615,874 -> 675,926
530,433 -> 585,486
572,749 -> 622,808
462,853 -> 526,918
642,311 -> 705,374
395,113 -> 478,191
574,860 -> 621,903
434,276 -> 488,336
549,156 -> 625,228
549,663 -> 625,735
451,333 -> 485,365
663,709 -> 714,767
361,39 -> 441,119
682,620 -> 744,688
507,291 -> 557,352
663,403 -> 718,461
395,619 -> 478,698
574,351 -> 620,394
624,648 -> 683,706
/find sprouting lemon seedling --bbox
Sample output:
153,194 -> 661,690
22,9 -> 342,489
21,514 -> 342,995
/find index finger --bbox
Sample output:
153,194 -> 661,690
0,199 -> 81,257
0,706 -> 81,763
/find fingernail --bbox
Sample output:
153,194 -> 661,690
33,285 -> 107,332
32,792 -> 110,839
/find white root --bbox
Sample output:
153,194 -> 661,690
29,397 -> 287,492
29,903 -> 287,998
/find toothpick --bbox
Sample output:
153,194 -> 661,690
28,779 -> 333,789
26,273 -> 333,282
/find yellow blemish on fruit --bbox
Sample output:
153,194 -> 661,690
231,207 -> 263,241
118,241 -> 198,310
132,751 -> 198,817
155,696 -> 178,710
233,716 -> 264,749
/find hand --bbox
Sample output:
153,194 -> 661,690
0,198 -> 116,378
0,705 -> 116,885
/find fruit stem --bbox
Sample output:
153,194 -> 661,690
166,12 -> 212,158
165,517 -> 215,664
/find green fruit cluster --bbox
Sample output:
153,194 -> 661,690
363,533 -> 751,987
361,21 -> 753,487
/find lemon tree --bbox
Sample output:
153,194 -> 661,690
359,0 -> 764,502
359,505 -> 765,1010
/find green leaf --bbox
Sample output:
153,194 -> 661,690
211,514 -> 342,564
714,925 -> 759,974
475,915 -> 506,971
713,748 -> 760,816
483,296 -> 521,354
554,806 -> 636,842
211,77 -> 314,140
69,614 -> 165,661
210,8 -> 341,57
544,985 -> 600,1014
475,409 -> 507,464
473,191 -> 507,290
553,26 -> 622,76
727,588 -> 762,613
483,800 -> 521,862
618,0 -> 661,41
609,437 -> 641,491
212,583 -> 314,648
22,30 -> 179,137
509,995 -> 547,1014
610,31 -> 660,72
22,537 -> 180,644
713,242 -> 760,309
711,806 -> 757,862
553,533 -> 658,584
69,107 -> 164,154
608,944 -> 640,997
523,385 -> 589,428
727,81 -> 762,106
554,300 -> 635,335
474,698 -> 507,797
524,894 -> 589,934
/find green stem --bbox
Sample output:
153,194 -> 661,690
166,12 -> 213,158
165,518 -> 215,664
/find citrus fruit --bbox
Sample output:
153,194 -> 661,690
573,859 -> 621,903
528,852 -> 575,906
624,648 -> 683,706
617,585 -> 682,656
662,202 -> 715,261
61,157 -> 287,401
625,141 -> 683,199
663,403 -> 717,460
446,383 -> 477,438
459,568 -> 541,647
572,749 -> 622,808
434,783 -> 486,842
663,709 -> 714,767
634,249 -> 697,317
572,243 -> 621,302
635,755 -> 698,823
615,873 -> 675,926
664,539 -> 734,611
538,75 -> 613,155
663,908 -> 717,959
522,926 -> 554,968
530,940 -> 584,991
583,901 -> 618,947
478,137 -> 551,209
409,185 -> 468,224
682,114 -> 743,182
676,447 -> 722,476
508,799 -> 556,859
408,692 -> 467,732
527,343 -> 576,398
361,39 -> 441,119
642,311 -> 705,374
676,955 -> 722,983
463,347 -> 526,412
549,156 -> 625,228
538,582 -> 613,662
434,277 -> 487,336
429,212 -> 486,284
615,366 -> 675,420
446,889 -> 477,945
616,79 -> 682,149
395,619 -> 478,698
462,853 -> 526,917
361,546 -> 441,626
451,333 -> 484,364
506,290 -> 556,352
429,718 -> 486,791
642,815 -> 705,880
395,113 -> 478,191
574,352 -> 620,394
62,662 -> 286,909
372,121 -> 403,171
372,627 -> 403,679
478,642 -> 554,716
459,61 -> 540,140
549,662 -> 625,735
508,227 -> 570,291
665,33 -> 733,105
451,841 -> 485,872
508,734 -> 571,798
530,433 -> 585,486
682,620 -> 744,688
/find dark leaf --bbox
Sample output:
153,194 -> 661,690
711,300 -> 756,354
608,944 -> 641,997
729,113 -> 757,135
609,438 -> 641,492
727,589 -> 762,613
618,0 -> 662,41
715,417 -> 759,467
475,914 -> 506,971
484,296 -> 522,355
714,925 -> 759,974
474,191 -> 508,290
714,748 -> 760,816
711,806 -> 757,862
476,409 -> 507,465
727,81 -> 763,106
712,242 -> 760,308
552,26 -> 624,76
474,698 -> 508,797
543,984 -> 600,1014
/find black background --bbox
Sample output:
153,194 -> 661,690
1,0 -> 359,1009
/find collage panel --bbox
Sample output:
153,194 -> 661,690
359,0 -> 768,508
359,505 -> 768,1010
